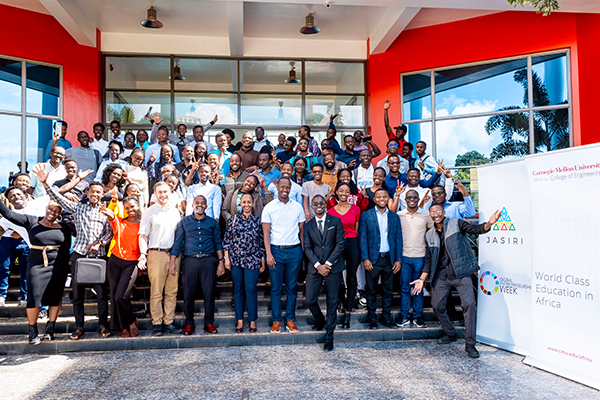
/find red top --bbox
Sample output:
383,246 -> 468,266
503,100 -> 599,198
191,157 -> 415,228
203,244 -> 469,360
326,192 -> 369,212
327,205 -> 361,238
387,132 -> 408,149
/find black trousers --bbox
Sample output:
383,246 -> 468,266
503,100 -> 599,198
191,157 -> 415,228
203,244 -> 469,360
431,268 -> 477,345
338,237 -> 361,312
107,255 -> 137,330
365,253 -> 393,323
70,252 -> 109,331
182,256 -> 217,326
306,270 -> 342,342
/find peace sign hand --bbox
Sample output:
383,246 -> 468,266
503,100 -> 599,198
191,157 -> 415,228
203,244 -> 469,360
360,184 -> 367,197
419,190 -> 431,208
396,182 -> 406,195
149,151 -> 157,164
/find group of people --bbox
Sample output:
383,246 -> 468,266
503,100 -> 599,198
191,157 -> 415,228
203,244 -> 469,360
0,101 -> 499,357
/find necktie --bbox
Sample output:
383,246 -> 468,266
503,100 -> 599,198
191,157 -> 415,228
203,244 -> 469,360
318,219 -> 324,235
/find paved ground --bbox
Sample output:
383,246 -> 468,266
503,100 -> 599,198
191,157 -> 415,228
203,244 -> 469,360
0,340 -> 598,400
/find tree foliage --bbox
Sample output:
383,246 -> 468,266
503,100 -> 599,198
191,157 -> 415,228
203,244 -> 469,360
507,0 -> 559,16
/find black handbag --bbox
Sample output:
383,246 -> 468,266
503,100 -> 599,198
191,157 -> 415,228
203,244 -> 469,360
74,255 -> 107,285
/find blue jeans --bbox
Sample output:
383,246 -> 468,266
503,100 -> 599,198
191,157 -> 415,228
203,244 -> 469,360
0,237 -> 29,299
400,256 -> 425,318
231,265 -> 259,322
269,245 -> 303,322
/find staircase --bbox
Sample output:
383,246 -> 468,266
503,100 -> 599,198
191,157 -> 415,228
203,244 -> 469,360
0,271 -> 465,355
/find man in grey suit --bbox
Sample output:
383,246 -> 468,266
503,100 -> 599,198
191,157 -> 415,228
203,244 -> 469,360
303,194 -> 346,351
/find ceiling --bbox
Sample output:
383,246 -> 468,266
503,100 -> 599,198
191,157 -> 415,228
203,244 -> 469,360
2,0 -> 600,59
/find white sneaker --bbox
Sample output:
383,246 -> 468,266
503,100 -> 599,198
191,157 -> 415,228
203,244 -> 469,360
422,288 -> 431,297
19,299 -> 27,306
0,297 -> 5,307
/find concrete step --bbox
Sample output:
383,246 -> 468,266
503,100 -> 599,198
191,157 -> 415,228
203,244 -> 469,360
0,322 -> 465,356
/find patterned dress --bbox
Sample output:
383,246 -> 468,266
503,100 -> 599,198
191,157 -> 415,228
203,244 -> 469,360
222,213 -> 265,270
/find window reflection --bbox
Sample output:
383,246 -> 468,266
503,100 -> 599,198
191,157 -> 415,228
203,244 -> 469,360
406,121 -> 432,157
26,117 -> 54,167
435,58 -> 527,117
26,63 -> 60,116
403,73 -> 431,121
534,109 -> 569,153
174,59 -> 237,91
175,93 -> 237,125
106,91 -> 171,124
0,114 -> 22,188
304,62 -> 364,94
0,57 -> 22,112
305,95 -> 364,127
241,95 -> 301,125
532,53 -> 568,107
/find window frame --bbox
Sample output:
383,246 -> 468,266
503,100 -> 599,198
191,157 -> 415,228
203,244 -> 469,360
400,49 -> 573,166
0,54 -> 63,175
102,54 -> 367,140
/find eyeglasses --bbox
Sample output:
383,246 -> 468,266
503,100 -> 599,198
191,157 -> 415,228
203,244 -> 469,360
52,151 -> 65,157
432,191 -> 445,196
388,162 -> 400,165
429,210 -> 444,216
388,144 -> 399,147
405,196 -> 419,200
312,201 -> 326,206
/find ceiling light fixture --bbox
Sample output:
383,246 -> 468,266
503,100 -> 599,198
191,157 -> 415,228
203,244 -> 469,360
170,63 -> 185,81
300,12 -> 320,35
141,6 -> 163,29
285,62 -> 300,84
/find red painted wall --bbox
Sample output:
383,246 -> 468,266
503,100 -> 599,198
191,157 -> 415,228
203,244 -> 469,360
368,11 -> 600,157
0,4 -> 100,144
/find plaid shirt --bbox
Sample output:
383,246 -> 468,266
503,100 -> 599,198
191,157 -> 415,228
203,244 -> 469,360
46,186 -> 113,256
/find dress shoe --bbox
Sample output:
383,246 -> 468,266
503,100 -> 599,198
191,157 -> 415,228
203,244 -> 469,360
152,324 -> 164,336
183,324 -> 195,335
341,313 -> 351,329
249,323 -> 257,333
312,319 -> 325,331
465,344 -> 480,358
235,326 -> 243,333
121,329 -> 131,338
44,321 -> 56,341
369,320 -> 378,329
323,340 -> 334,352
129,320 -> 139,337
204,324 -> 218,334
437,334 -> 458,344
163,323 -> 182,334
383,320 -> 398,329
270,321 -> 281,334
286,320 -> 299,333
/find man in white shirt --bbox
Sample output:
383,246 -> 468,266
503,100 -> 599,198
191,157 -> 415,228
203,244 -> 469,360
268,162 -> 302,204
262,177 -> 306,334
29,145 -> 66,198
301,163 -> 330,220
397,189 -> 433,328
377,138 -> 408,174
191,123 -> 216,153
109,121 -> 126,145
183,164 -> 222,220
89,123 -> 109,158
353,149 -> 375,189
138,182 -> 182,336
397,166 -> 452,211
253,126 -> 272,152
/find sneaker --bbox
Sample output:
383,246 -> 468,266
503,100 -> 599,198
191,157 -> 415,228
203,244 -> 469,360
152,324 -> 164,336
357,291 -> 367,307
270,321 -> 281,334
437,334 -> 457,345
0,297 -> 5,307
414,317 -> 427,328
396,317 -> 411,327
422,287 -> 431,297
163,323 -> 182,334
18,299 -> 27,306
286,320 -> 299,333
38,309 -> 48,320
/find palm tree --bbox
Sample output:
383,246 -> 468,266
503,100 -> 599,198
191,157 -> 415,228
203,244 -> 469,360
485,68 -> 568,161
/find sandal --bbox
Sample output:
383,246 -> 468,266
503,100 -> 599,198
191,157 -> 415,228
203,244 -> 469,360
70,328 -> 85,340
100,327 -> 111,338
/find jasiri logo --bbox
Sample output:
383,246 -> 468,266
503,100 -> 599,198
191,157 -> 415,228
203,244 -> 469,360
485,207 -> 524,245
479,270 -> 531,296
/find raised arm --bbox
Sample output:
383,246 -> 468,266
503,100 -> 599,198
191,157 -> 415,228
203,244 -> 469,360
32,163 -> 77,214
0,199 -> 33,229
384,100 -> 393,138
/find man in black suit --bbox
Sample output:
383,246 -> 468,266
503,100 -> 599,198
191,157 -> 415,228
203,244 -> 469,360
303,194 -> 346,351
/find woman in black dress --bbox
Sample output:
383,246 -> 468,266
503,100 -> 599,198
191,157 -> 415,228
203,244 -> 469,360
0,196 -> 71,345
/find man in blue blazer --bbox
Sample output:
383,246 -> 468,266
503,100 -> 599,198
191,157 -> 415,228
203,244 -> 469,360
359,188 -> 403,329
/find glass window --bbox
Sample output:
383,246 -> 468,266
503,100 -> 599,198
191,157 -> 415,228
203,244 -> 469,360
26,117 -> 54,166
0,57 -> 22,112
241,60 -> 302,93
435,58 -> 528,117
106,91 -> 171,124
174,58 -> 237,91
534,109 -> 569,153
304,62 -> 364,93
438,113 -> 528,167
0,114 -> 22,188
240,94 -> 301,126
175,93 -> 237,125
105,57 -> 170,90
305,95 -> 364,127
403,72 -> 431,121
26,63 -> 60,116
406,121 -> 433,156
532,53 -> 568,107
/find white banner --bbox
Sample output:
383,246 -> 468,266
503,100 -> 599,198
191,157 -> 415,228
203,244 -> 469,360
477,160 -> 532,355
522,144 -> 600,389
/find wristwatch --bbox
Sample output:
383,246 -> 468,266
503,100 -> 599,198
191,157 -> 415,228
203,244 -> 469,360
219,258 -> 225,262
